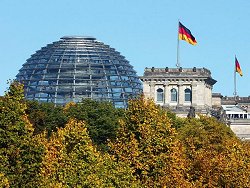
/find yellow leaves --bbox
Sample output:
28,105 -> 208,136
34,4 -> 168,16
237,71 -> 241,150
22,114 -> 34,134
3,85 -> 250,186
36,118 -> 139,187
0,172 -> 9,188
180,121 -> 250,187
111,96 -> 250,186
63,101 -> 76,113
109,95 -> 191,187
38,118 -> 90,184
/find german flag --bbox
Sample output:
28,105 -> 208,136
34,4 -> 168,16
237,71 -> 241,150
235,57 -> 243,76
178,22 -> 197,45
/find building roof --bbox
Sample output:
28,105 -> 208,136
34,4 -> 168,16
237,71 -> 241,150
212,93 -> 223,98
222,105 -> 247,114
222,96 -> 250,105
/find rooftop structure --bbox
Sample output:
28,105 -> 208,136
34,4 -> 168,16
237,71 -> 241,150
16,36 -> 142,107
222,96 -> 250,112
221,105 -> 250,139
222,105 -> 249,119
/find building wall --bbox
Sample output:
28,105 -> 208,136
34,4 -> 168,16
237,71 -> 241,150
229,119 -> 250,139
194,82 -> 205,107
205,84 -> 212,107
212,93 -> 222,108
142,81 -> 153,99
142,80 -> 212,110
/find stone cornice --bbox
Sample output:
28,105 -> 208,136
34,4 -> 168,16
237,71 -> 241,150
140,67 -> 217,86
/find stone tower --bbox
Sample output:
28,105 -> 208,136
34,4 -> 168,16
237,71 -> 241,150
140,67 -> 217,117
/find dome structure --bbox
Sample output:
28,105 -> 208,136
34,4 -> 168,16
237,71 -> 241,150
16,36 -> 142,107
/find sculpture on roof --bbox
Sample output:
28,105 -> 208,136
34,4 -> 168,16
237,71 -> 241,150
187,106 -> 196,118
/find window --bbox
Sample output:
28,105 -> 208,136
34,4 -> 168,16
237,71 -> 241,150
156,88 -> 164,102
185,88 -> 192,102
171,88 -> 177,102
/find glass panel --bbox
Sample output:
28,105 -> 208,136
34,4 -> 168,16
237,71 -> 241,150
185,88 -> 192,102
171,88 -> 177,102
157,88 -> 163,102
124,88 -> 132,92
112,88 -> 122,92
110,76 -> 119,80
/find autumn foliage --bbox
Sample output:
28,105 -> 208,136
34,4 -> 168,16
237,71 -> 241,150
1,82 -> 250,187
108,96 -> 191,187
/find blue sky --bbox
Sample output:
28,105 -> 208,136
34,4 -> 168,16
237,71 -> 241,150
0,0 -> 249,96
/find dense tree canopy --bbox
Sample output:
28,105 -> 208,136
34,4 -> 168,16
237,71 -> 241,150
178,116 -> 250,187
26,100 -> 68,135
63,99 -> 124,147
36,118 -> 139,187
0,81 -> 44,187
108,96 -> 192,187
1,82 -> 250,187
26,98 -> 124,149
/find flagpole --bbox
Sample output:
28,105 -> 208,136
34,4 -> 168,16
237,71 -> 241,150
233,55 -> 237,101
176,20 -> 180,68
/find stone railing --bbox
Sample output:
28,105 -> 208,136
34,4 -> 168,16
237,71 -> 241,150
143,67 -> 212,77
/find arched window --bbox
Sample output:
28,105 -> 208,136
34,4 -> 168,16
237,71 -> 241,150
170,88 -> 177,102
156,88 -> 164,102
185,88 -> 192,102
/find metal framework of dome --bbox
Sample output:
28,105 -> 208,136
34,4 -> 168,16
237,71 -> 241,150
16,36 -> 142,107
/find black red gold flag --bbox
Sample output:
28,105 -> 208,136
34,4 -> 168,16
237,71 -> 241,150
178,22 -> 197,45
235,57 -> 243,76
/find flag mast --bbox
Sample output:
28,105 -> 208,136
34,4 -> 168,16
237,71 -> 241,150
176,20 -> 180,68
233,56 -> 237,100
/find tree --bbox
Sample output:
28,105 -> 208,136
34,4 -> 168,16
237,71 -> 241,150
178,116 -> 250,187
63,99 -> 124,149
0,81 -> 44,187
37,118 -> 139,187
26,100 -> 68,135
108,96 -> 191,187
165,109 -> 185,130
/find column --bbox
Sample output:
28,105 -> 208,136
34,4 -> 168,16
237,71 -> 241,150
178,82 -> 184,106
163,82 -> 169,106
149,82 -> 155,100
191,81 -> 197,107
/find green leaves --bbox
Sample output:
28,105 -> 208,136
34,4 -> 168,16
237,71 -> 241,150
109,96 -> 191,187
26,101 -> 68,135
0,81 -> 44,187
63,99 -> 123,148
1,82 -> 250,187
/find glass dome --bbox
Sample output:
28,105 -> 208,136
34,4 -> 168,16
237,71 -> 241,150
16,36 -> 142,108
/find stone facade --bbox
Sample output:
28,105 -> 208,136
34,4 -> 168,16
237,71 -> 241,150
212,93 -> 223,108
229,119 -> 250,140
140,67 -> 217,117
